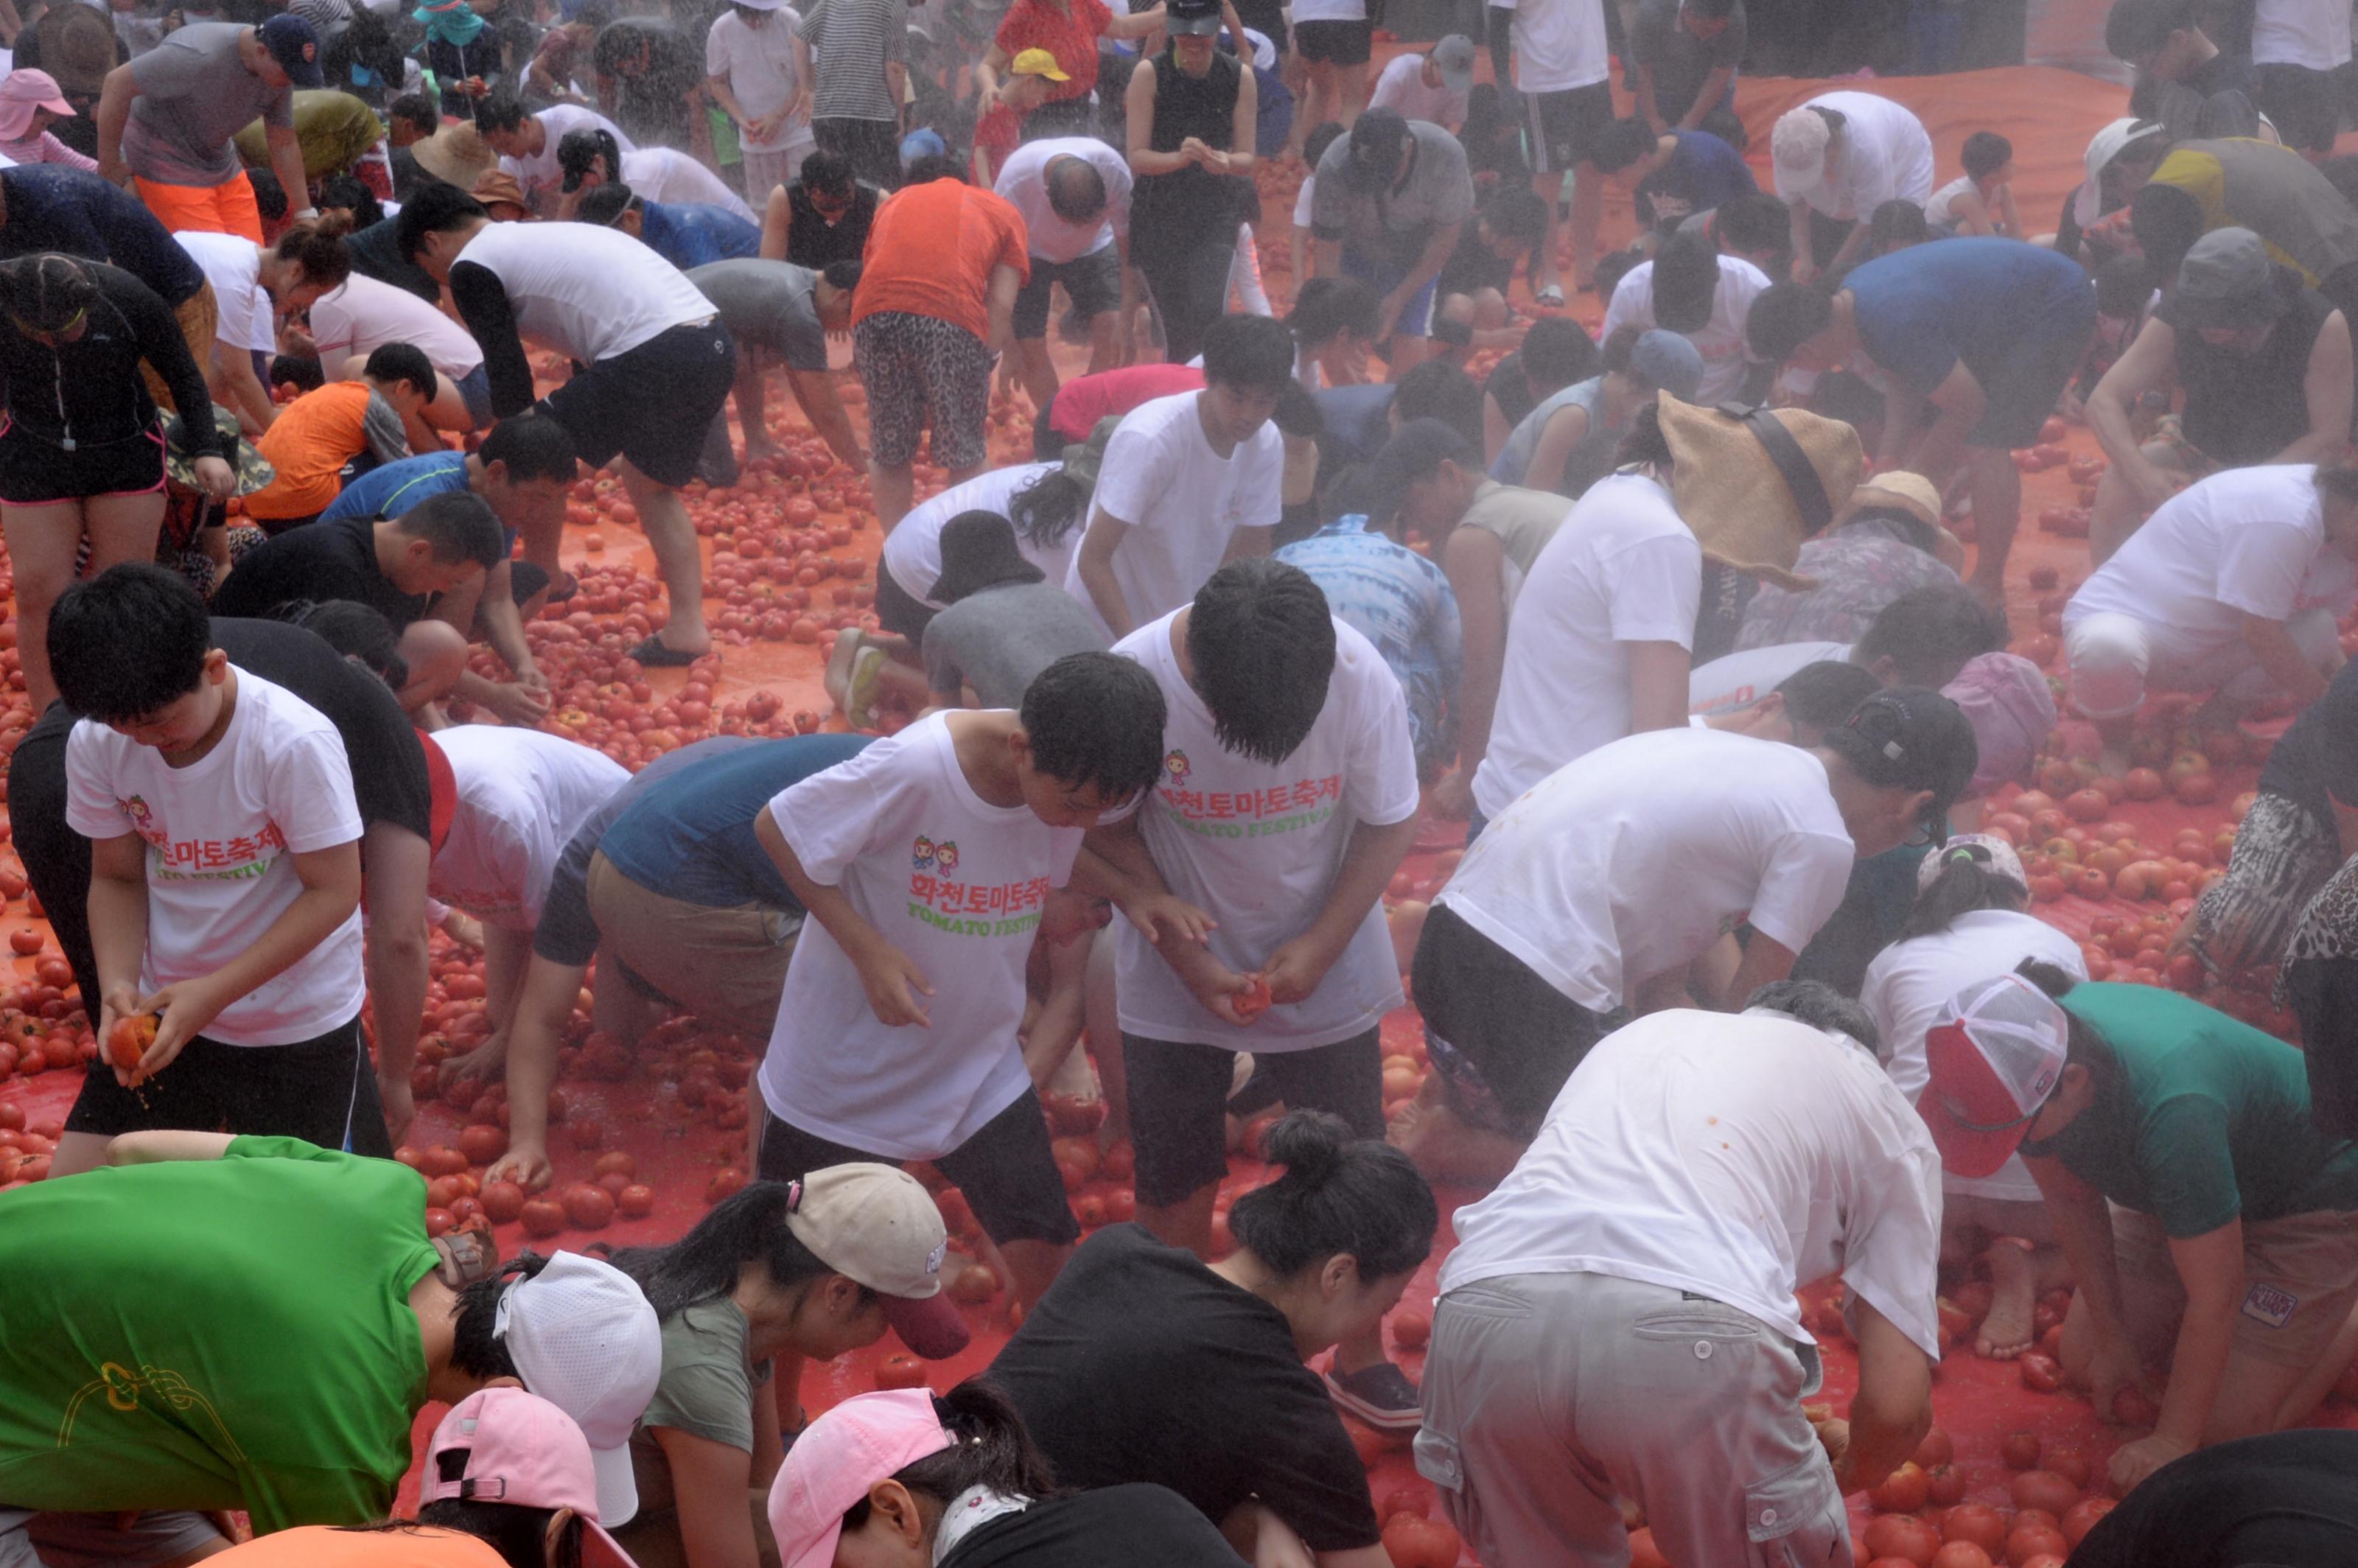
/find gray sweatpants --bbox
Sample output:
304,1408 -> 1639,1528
0,1509 -> 223,1568
1415,1272 -> 1853,1568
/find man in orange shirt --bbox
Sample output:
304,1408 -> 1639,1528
245,345 -> 435,532
850,161 -> 1029,528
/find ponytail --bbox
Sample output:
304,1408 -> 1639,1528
1614,399 -> 1674,471
272,214 -> 356,291
1228,1110 -> 1436,1281
598,1180 -> 845,1321
1900,850 -> 2027,941
841,1379 -> 1060,1529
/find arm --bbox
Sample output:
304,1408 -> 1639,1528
1220,522 -> 1274,564
2086,316 -> 2180,508
1106,4 -> 1169,39
2239,611 -> 2332,707
1676,63 -> 1733,131
361,822 -> 432,1147
448,260 -> 537,419
213,343 -> 277,436
1634,61 -> 1662,133
1432,528 -> 1505,817
760,180 -> 793,259
1260,813 -> 1418,1004
1624,639 -> 1689,735
1520,402 -> 1589,494
1375,217 -> 1458,343
974,41 -> 1009,111
984,260 -> 1021,356
2105,1221 -> 2245,1493
1292,220 -> 1313,286
88,830 -> 151,1069
788,29 -> 814,124
265,122 -> 314,218
755,804 -> 932,1026
1906,358 -> 1986,483
651,1427 -> 763,1568
1486,4 -> 1514,91
1820,217 -> 1873,278
2026,1153 -> 2151,1421
485,953 -> 591,1189
106,1130 -> 242,1164
783,367 -> 864,468
1080,811 -> 1255,1020
1074,508 -> 1138,637
1223,58 -> 1256,176
1314,235 -> 1341,275
1997,181 -> 2023,239
1707,931 -> 1796,1012
95,62 -> 141,183
1839,1295 -> 1934,1492
1787,199 -> 1816,284
2281,310 -> 2354,466
1948,186 -> 1993,238
1480,392 -> 1513,463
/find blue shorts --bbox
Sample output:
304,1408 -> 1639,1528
455,364 -> 494,428
1339,245 -> 1438,339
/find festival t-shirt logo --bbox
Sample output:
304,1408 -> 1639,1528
1164,750 -> 1191,783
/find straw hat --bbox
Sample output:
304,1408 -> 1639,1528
1839,470 -> 1940,530
1656,394 -> 1864,590
413,122 -> 498,192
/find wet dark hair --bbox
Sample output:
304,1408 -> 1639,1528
1320,461 -> 1379,524
50,564 -> 211,722
1746,281 -> 1836,363
2129,182 -> 2205,277
1714,190 -> 1792,258
842,1381 -> 1060,1531
1855,585 -> 2004,687
1187,559 -> 1335,764
1592,245 -> 1643,303
822,259 -> 865,293
477,411 -> 579,485
1868,198 -> 1928,253
357,1502 -> 581,1568
1650,231 -> 1720,335
2014,959 -> 2118,1088
1772,659 -> 1883,732
1008,466 -> 1089,551
1902,843 -> 2028,941
248,169 -> 288,223
1287,276 -> 1381,349
1045,153 -> 1107,223
397,181 -> 491,264
601,1180 -> 864,1321
1519,316 -> 1599,390
364,341 -> 437,400
1021,652 -> 1168,802
449,1253 -> 546,1382
475,89 -> 533,133
903,154 -> 967,186
2106,0 -> 2202,59
272,353 -> 326,392
394,491 -> 507,570
1962,130 -> 2012,180
798,147 -> 856,197
574,181 -> 638,226
2094,252 -> 2155,317
318,174 -> 385,230
1746,978 -> 1879,1052
1598,323 -> 1645,377
1698,105 -> 1748,153
1201,312 -> 1297,392
1301,120 -> 1347,170
271,213 -> 357,293
1228,1111 -> 1438,1281
1390,359 -> 1482,449
1272,379 -> 1325,440
1480,183 -> 1549,250
285,599 -> 410,692
1371,416 -> 1478,503
2192,88 -> 2260,139
1614,399 -> 1676,469
388,91 -> 444,139
1589,115 -> 1659,175
0,252 -> 99,335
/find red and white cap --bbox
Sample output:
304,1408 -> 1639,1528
420,1388 -> 642,1568
1920,973 -> 2071,1177
766,1389 -> 956,1568
494,1252 -> 664,1525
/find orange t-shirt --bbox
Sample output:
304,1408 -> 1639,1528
209,1525 -> 509,1567
250,382 -> 393,522
850,180 -> 1031,342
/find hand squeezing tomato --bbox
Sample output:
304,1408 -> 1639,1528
1232,973 -> 1273,1023
108,1013 -> 160,1085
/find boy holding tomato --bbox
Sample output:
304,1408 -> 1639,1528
45,565 -> 377,1178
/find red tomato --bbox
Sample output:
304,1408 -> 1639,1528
1942,1504 -> 2007,1553
106,1014 -> 156,1077
458,1124 -> 508,1165
519,1198 -> 567,1238
947,1264 -> 999,1304
7,930 -> 41,955
1911,1427 -> 1953,1469
423,1206 -> 456,1237
707,1166 -> 747,1205
1931,1546 -> 1993,1568
617,1183 -> 656,1218
1390,1306 -> 1432,1350
1233,973 -> 1273,1023
2020,1352 -> 2063,1392
2011,1471 -> 2080,1516
1925,1464 -> 1967,1506
2006,1525 -> 2068,1567
1869,1462 -> 1929,1513
873,1354 -> 927,1390
593,1150 -> 638,1180
480,1180 -> 526,1223
1864,1513 -> 1942,1567
2060,1497 -> 2116,1547
2045,1448 -> 2091,1487
421,1145 -> 470,1178
426,1175 -> 465,1209
2000,1430 -> 2041,1470
562,1183 -> 615,1230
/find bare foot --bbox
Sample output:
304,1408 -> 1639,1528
1974,1241 -> 2037,1359
1388,1096 -> 1525,1186
438,1034 -> 510,1090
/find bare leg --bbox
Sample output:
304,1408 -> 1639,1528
1529,169 -> 1565,298
1083,926 -> 1129,1145
1333,60 -> 1368,128
1022,929 -> 1093,1089
3,499 -> 88,712
47,1130 -> 111,1180
998,1238 -> 1073,1310
1388,1072 -> 1526,1185
1015,338 -> 1060,410
2090,441 -> 2185,567
872,461 -> 915,531
621,459 -> 713,655
2272,1298 -> 2358,1429
1965,445 -> 2020,610
1975,1236 -> 2074,1359
734,349 -> 780,460
1085,309 -> 1119,376
1569,161 -> 1603,289
1138,1182 -> 1219,1254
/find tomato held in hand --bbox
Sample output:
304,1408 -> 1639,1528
480,1180 -> 526,1223
1233,973 -> 1273,1023
106,1013 -> 157,1078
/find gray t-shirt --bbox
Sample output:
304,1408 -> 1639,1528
1631,0 -> 1746,125
125,24 -> 293,186
684,259 -> 830,371
923,581 -> 1109,708
1309,120 -> 1475,266
796,0 -> 908,124
1489,376 -> 1617,496
626,1297 -> 773,1513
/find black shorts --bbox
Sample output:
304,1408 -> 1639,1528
0,419 -> 166,506
2259,60 -> 2345,153
1967,289 -> 2098,450
63,1014 -> 392,1155
1233,0 -> 1288,52
1294,18 -> 1371,65
544,318 -> 738,489
1123,1028 -> 1382,1207
1012,245 -> 1125,340
757,1091 -> 1080,1246
1524,80 -> 1615,174
1411,901 -> 1612,1138
872,565 -> 937,641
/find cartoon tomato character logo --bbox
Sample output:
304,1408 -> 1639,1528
934,841 -> 959,873
1164,750 -> 1190,783
912,836 -> 937,871
123,795 -> 160,844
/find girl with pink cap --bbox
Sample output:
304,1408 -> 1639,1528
0,71 -> 98,170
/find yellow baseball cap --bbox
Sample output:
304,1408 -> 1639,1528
1010,46 -> 1071,80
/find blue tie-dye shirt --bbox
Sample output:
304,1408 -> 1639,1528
1276,515 -> 1461,775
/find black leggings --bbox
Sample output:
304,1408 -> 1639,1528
1136,228 -> 1236,368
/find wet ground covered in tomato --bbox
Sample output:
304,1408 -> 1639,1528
4,57 -> 2350,1567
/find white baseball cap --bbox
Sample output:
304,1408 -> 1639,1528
1772,105 -> 1833,192
495,1252 -> 663,1525
783,1164 -> 968,1359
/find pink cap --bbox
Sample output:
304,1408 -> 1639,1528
0,71 -> 75,142
766,1390 -> 955,1568
1944,652 -> 2057,799
420,1389 -> 643,1568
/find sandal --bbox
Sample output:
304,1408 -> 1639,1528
626,634 -> 702,668
431,1225 -> 501,1289
1534,284 -> 1565,308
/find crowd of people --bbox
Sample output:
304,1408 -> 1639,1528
12,0 -> 2358,1563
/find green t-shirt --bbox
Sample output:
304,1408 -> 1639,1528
632,1298 -> 761,1457
0,1137 -> 440,1529
2021,983 -> 2358,1236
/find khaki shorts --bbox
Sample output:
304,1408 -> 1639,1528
139,281 -> 220,414
584,851 -> 798,1037
2114,1204 -> 2358,1371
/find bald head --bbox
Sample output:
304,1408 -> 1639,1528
1046,155 -> 1108,225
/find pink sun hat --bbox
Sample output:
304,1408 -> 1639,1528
0,71 -> 76,142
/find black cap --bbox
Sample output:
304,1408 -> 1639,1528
1166,0 -> 1222,35
1825,687 -> 1979,839
1346,108 -> 1410,192
258,13 -> 325,88
930,511 -> 1045,603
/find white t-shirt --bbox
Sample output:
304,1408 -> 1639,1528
502,104 -> 635,202
1923,172 -> 1977,229
452,220 -> 717,365
1599,253 -> 1770,405
1368,52 -> 1468,125
1292,172 -> 1318,230
2063,465 -> 2340,668
1687,640 -> 1852,715
63,669 -> 365,1046
2253,0 -> 2353,68
1775,90 -> 1937,220
1066,391 -> 1285,637
620,146 -> 760,222
173,229 -> 273,354
1859,909 -> 2088,1204
308,271 -> 485,380
994,137 -> 1133,264
756,712 -> 1084,1156
705,7 -> 811,153
1472,473 -> 1702,819
882,461 -> 1077,609
1445,727 -> 1854,1011
428,726 -> 629,931
1113,611 -> 1421,1051
1494,0 -> 1608,93
1441,1007 -> 1945,1360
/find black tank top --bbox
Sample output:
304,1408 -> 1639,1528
2163,273 -> 2336,466
783,181 -> 880,271
1133,47 -> 1248,235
